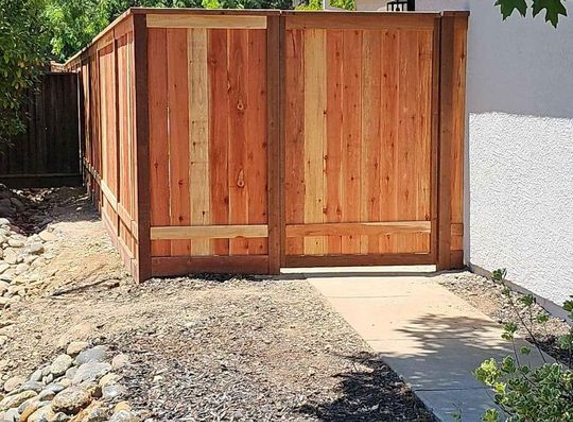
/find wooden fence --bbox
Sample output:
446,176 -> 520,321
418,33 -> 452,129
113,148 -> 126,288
66,8 -> 468,282
0,73 -> 82,188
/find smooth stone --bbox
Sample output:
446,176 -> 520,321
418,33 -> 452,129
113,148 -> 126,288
78,382 -> 101,399
36,390 -> 55,401
75,347 -> 107,365
72,362 -> 111,385
19,381 -> 43,393
52,387 -> 92,415
98,374 -> 119,388
108,410 -> 139,422
18,399 -> 40,421
110,355 -> 129,371
50,412 -> 70,422
113,402 -> 130,413
66,342 -> 89,357
72,401 -> 106,422
38,231 -> 57,242
26,244 -> 43,256
65,368 -> 77,380
43,383 -> 66,394
29,370 -> 43,383
7,240 -> 23,249
0,391 -> 37,409
26,405 -> 54,422
4,408 -> 19,422
3,251 -> 17,265
3,376 -> 26,393
51,355 -> 73,377
59,379 -> 72,389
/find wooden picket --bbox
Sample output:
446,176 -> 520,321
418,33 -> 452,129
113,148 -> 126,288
65,8 -> 468,281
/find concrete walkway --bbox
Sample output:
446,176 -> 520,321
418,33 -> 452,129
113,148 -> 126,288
307,271 -> 545,422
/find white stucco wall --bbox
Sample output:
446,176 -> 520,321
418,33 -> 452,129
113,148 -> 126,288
355,0 -> 573,307
425,0 -> 573,307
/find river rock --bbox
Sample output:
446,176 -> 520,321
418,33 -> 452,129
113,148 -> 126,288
52,387 -> 92,415
51,355 -> 73,377
72,362 -> 111,385
75,347 -> 106,365
0,390 -> 37,409
38,231 -> 57,242
26,405 -> 54,422
111,355 -> 129,371
66,342 -> 89,357
27,243 -> 44,256
19,381 -> 43,393
3,376 -> 26,393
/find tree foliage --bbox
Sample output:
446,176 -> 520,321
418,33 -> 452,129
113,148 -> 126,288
495,0 -> 567,27
0,0 -> 49,146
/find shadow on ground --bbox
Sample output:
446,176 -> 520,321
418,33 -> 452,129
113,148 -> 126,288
297,351 -> 435,422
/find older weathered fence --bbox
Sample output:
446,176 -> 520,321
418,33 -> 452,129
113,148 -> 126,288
0,73 -> 82,188
66,8 -> 468,282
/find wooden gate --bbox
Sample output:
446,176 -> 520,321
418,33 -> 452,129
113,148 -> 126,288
66,9 -> 467,281
281,12 -> 466,270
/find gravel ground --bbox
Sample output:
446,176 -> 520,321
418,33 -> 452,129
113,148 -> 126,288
439,271 -> 572,365
0,188 -> 435,422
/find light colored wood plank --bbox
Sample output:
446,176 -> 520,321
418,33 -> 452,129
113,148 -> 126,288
284,28 -> 305,255
303,29 -> 327,255
151,224 -> 268,240
147,14 -> 267,29
286,221 -> 431,237
188,28 -> 211,255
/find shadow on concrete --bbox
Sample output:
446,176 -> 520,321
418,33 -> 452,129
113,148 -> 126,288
297,313 -> 517,421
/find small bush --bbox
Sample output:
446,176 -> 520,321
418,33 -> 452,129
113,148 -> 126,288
474,269 -> 573,422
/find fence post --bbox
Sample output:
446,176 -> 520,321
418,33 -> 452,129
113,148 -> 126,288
437,11 -> 468,271
133,12 -> 152,282
267,14 -> 282,274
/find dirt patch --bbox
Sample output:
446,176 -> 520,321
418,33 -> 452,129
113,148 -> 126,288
0,189 -> 434,422
439,272 -> 572,366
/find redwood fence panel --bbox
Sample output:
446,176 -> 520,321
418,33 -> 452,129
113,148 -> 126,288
0,73 -> 82,188
65,8 -> 468,282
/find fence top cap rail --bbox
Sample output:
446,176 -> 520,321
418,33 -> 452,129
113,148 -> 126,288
65,7 -> 467,67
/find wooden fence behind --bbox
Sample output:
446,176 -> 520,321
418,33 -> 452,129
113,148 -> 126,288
0,73 -> 82,188
66,9 -> 468,282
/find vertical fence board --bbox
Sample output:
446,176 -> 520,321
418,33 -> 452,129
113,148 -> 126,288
208,29 -> 230,255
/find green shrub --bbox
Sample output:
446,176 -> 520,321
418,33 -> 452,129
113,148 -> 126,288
0,0 -> 48,146
475,269 -> 573,422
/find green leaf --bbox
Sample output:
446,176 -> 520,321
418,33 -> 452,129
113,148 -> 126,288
495,0 -> 528,19
532,0 -> 567,27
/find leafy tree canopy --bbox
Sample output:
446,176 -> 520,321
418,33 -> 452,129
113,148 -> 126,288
495,0 -> 567,27
0,0 -> 49,146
